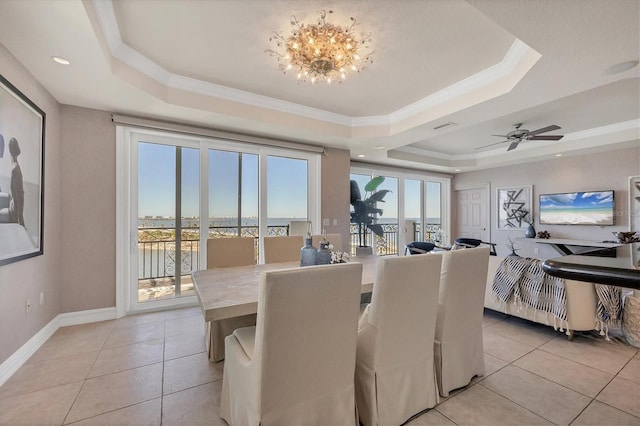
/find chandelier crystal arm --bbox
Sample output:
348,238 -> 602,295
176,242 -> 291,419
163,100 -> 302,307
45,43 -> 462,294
266,9 -> 373,84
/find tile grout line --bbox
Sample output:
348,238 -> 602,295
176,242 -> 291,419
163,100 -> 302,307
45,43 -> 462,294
474,381 -> 560,425
160,316 -> 167,426
477,332 -> 582,426
2,309 -> 636,425
535,345 -> 634,376
60,322 -> 114,425
479,337 -> 640,424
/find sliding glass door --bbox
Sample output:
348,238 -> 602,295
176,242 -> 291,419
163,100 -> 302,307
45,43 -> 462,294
265,155 -> 310,241
118,129 -> 320,313
135,136 -> 201,307
350,166 -> 450,256
209,149 -> 259,240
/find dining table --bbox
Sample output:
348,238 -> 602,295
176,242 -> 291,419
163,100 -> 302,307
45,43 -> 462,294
191,256 -> 380,358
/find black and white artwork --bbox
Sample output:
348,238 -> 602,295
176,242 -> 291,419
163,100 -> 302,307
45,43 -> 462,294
0,74 -> 45,266
630,175 -> 640,233
497,185 -> 532,230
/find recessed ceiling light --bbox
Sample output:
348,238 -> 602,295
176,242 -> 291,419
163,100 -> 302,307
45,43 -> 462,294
455,169 -> 461,172
357,154 -> 366,158
555,153 -> 563,157
373,145 -> 386,150
52,56 -> 70,65
602,60 -> 638,75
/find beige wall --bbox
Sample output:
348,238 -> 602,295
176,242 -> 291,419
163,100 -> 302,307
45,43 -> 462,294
452,146 -> 640,259
321,148 -> 352,252
3,33 -> 633,366
0,66 -> 353,361
0,44 -> 62,363
60,106 -> 116,312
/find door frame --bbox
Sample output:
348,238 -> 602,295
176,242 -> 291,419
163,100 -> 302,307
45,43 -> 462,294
116,126 -> 321,316
453,182 -> 491,245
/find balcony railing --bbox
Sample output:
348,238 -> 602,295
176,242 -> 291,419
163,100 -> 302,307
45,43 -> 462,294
138,222 -> 442,281
138,225 -> 289,281
348,222 -> 441,256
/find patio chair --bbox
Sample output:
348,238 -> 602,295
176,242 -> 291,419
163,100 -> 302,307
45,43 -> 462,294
405,241 -> 436,255
454,238 -> 497,256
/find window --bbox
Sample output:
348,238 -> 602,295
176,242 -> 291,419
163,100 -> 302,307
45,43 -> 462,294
137,140 -> 200,304
117,128 -> 320,313
350,166 -> 450,256
209,150 -> 259,237
267,155 -> 309,234
405,179 -> 422,241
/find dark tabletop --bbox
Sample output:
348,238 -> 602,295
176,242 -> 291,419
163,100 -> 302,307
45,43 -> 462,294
542,242 -> 640,290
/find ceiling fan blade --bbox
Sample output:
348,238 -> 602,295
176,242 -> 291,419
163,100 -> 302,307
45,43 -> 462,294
475,140 -> 509,150
507,140 -> 520,151
527,135 -> 564,141
491,134 -> 509,138
528,125 -> 561,136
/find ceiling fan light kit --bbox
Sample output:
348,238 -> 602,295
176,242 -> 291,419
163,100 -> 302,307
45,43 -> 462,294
477,123 -> 564,152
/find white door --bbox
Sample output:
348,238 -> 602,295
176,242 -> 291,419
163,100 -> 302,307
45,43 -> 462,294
455,187 -> 489,242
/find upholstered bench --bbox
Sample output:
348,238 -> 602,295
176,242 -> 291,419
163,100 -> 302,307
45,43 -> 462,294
484,256 -> 600,339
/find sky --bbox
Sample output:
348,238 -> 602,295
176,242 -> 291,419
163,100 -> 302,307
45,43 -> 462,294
350,173 -> 441,221
138,142 -> 308,218
138,142 -> 442,222
540,191 -> 614,210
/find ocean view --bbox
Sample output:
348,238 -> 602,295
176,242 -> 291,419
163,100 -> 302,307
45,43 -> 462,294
137,216 -> 441,279
540,208 -> 614,225
138,217 -> 440,228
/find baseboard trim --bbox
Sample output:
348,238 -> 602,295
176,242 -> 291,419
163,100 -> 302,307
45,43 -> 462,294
57,307 -> 117,327
0,306 -> 117,387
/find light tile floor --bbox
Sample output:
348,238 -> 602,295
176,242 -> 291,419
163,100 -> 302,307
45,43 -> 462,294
0,308 -> 638,425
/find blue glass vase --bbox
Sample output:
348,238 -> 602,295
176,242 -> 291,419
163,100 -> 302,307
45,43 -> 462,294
525,224 -> 536,238
316,239 -> 332,265
300,237 -> 317,266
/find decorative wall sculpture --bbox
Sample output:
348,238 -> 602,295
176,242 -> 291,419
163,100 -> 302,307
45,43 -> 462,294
630,176 -> 640,234
497,185 -> 532,230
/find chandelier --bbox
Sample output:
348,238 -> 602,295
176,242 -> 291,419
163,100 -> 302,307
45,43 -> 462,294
267,10 -> 373,84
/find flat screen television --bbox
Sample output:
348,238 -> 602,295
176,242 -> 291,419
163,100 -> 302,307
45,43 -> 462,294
539,190 -> 615,225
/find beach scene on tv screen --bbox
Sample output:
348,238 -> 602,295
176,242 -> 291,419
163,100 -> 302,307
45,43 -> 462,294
540,191 -> 614,225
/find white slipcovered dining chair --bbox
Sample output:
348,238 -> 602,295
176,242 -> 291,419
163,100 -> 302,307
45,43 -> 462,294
434,246 -> 490,397
312,233 -> 343,251
263,235 -> 303,263
220,262 -> 363,426
207,236 -> 255,268
355,254 -> 442,426
205,237 -> 257,362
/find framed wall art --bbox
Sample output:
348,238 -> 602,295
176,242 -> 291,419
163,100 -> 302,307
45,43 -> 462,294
497,185 -> 532,230
630,175 -> 640,233
0,74 -> 46,266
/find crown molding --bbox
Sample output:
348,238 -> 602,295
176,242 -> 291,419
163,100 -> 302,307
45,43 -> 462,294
352,39 -> 538,127
389,119 -> 640,170
92,0 -> 539,132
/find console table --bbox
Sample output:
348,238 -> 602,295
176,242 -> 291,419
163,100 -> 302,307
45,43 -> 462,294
542,243 -> 640,348
535,238 -> 621,255
542,242 -> 640,290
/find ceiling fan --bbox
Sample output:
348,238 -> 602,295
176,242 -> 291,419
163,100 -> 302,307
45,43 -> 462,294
476,123 -> 564,152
